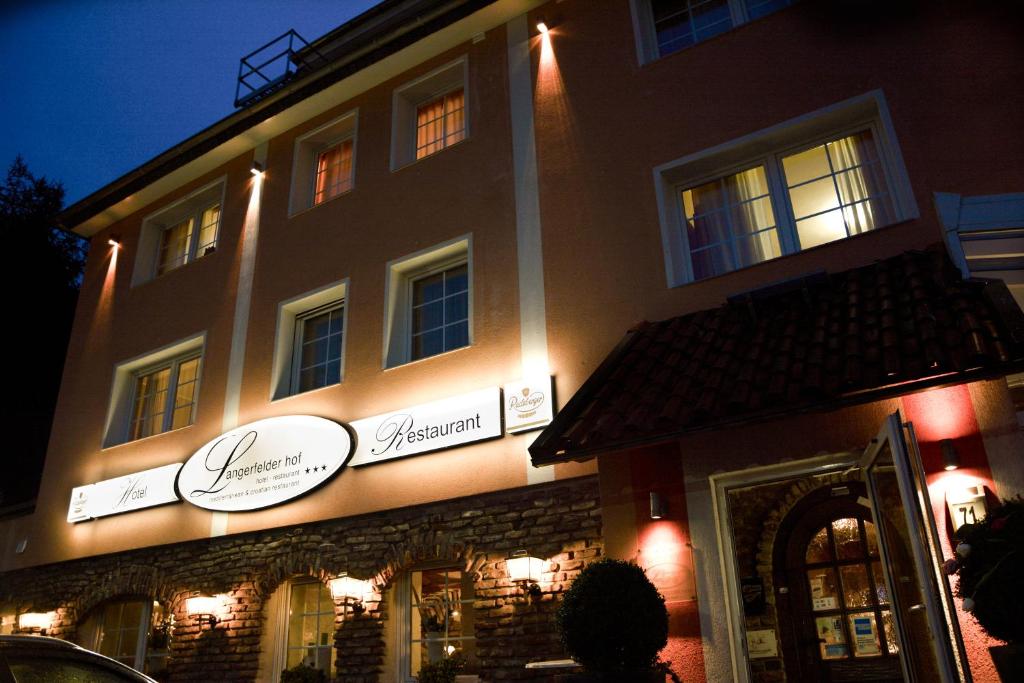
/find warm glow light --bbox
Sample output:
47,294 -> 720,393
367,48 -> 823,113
536,20 -> 549,34
250,160 -> 265,176
903,385 -> 977,442
18,612 -> 55,631
107,235 -> 121,249
329,574 -> 370,601
185,595 -> 220,617
507,552 -> 545,583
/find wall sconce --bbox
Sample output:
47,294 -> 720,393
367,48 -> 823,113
507,550 -> 545,598
536,18 -> 550,34
185,595 -> 221,627
941,439 -> 960,471
250,160 -> 265,176
329,573 -> 370,615
17,611 -> 55,634
107,234 -> 122,249
650,492 -> 668,520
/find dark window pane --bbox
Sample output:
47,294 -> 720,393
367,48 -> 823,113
445,321 -> 469,351
414,301 -> 444,333
444,292 -> 469,323
413,329 -> 445,360
414,273 -> 445,305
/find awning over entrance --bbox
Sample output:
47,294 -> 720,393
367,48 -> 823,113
530,246 -> 1024,465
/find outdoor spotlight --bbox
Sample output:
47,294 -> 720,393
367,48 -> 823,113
536,19 -> 549,34
185,595 -> 221,627
250,160 -> 265,175
650,492 -> 667,520
941,439 -> 960,471
107,234 -> 122,249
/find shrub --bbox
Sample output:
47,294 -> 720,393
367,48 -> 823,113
417,653 -> 465,683
280,663 -> 326,683
556,558 -> 669,674
949,497 -> 1024,643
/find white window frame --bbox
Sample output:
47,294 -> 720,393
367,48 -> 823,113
126,353 -> 202,443
289,110 -> 358,216
132,178 -> 226,286
103,333 -> 205,448
407,258 -> 470,363
654,90 -> 917,287
79,598 -> 168,675
383,236 -> 472,368
259,577 -> 336,683
631,0 -> 794,65
270,279 -> 349,401
290,301 -> 346,395
391,58 -> 469,170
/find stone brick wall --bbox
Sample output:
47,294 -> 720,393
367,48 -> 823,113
0,476 -> 601,682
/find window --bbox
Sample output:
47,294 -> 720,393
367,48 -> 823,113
633,0 -> 794,62
392,58 -> 468,169
383,237 -> 471,368
292,302 -> 344,393
402,568 -> 477,681
291,111 -> 357,214
133,180 -> 224,285
410,263 -> 469,361
284,580 -> 335,676
104,333 -> 205,447
655,92 -> 917,286
129,354 -> 200,441
415,88 -> 466,160
270,280 -> 348,400
77,599 -> 170,677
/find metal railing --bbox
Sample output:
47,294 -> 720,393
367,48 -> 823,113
234,29 -> 327,109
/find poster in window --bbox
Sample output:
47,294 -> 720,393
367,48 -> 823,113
816,616 -> 847,660
852,615 -> 881,656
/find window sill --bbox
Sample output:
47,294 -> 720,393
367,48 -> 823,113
382,343 -> 472,372
270,380 -> 344,404
101,423 -> 195,452
389,137 -> 469,174
130,249 -> 220,290
287,186 -> 355,220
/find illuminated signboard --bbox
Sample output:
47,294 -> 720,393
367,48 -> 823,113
177,415 -> 351,512
67,463 -> 182,523
349,387 -> 502,466
503,376 -> 554,434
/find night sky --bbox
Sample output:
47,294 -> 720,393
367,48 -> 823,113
0,0 -> 381,206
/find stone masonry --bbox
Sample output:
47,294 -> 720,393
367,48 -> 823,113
0,476 -> 602,682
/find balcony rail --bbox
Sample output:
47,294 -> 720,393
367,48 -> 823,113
234,29 -> 327,109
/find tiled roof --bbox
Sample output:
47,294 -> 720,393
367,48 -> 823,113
530,247 -> 1024,465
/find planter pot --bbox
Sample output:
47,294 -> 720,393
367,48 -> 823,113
990,643 -> 1024,682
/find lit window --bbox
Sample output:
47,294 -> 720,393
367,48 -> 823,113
392,59 -> 467,169
292,303 -> 344,393
129,353 -> 201,441
156,203 -> 220,276
415,88 -> 466,160
678,130 -> 895,280
383,237 -> 472,368
407,568 -> 477,680
636,0 -> 794,62
77,600 -> 170,677
314,139 -> 354,206
133,181 -> 224,285
284,580 -> 335,677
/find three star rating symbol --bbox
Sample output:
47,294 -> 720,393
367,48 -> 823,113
304,464 -> 329,475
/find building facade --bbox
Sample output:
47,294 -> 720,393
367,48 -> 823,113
2,1 -> 1023,682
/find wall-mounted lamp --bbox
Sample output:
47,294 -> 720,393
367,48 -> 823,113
329,573 -> 370,615
107,234 -> 122,249
250,160 -> 265,176
536,18 -> 550,34
941,439 -> 960,471
17,611 -> 55,634
507,550 -> 545,598
185,595 -> 221,627
650,492 -> 668,520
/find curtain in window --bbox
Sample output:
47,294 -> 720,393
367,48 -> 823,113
729,168 -> 779,267
314,140 -> 353,205
158,218 -> 193,275
828,134 -> 886,236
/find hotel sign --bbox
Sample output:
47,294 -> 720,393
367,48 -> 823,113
177,415 -> 351,512
349,387 -> 502,466
67,463 -> 182,523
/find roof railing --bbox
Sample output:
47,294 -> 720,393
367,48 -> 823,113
234,29 -> 328,109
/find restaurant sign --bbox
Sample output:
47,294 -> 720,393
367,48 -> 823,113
177,415 -> 351,512
67,463 -> 182,523
348,387 -> 502,466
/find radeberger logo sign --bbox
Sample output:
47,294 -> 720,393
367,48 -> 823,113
503,377 -> 554,433
177,415 -> 351,512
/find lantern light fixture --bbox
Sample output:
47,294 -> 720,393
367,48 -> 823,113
17,611 -> 55,634
185,595 -> 221,627
329,573 -> 370,614
507,550 -> 545,598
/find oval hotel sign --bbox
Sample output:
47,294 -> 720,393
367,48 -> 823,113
177,416 -> 351,512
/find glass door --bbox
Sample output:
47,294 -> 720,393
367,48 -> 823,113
859,412 -> 969,682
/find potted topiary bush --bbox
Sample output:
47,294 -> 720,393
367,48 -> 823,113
945,497 -> 1024,681
280,663 -> 326,683
555,558 -> 679,682
417,652 -> 465,683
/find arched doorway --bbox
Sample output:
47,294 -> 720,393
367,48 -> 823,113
774,483 -> 903,682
